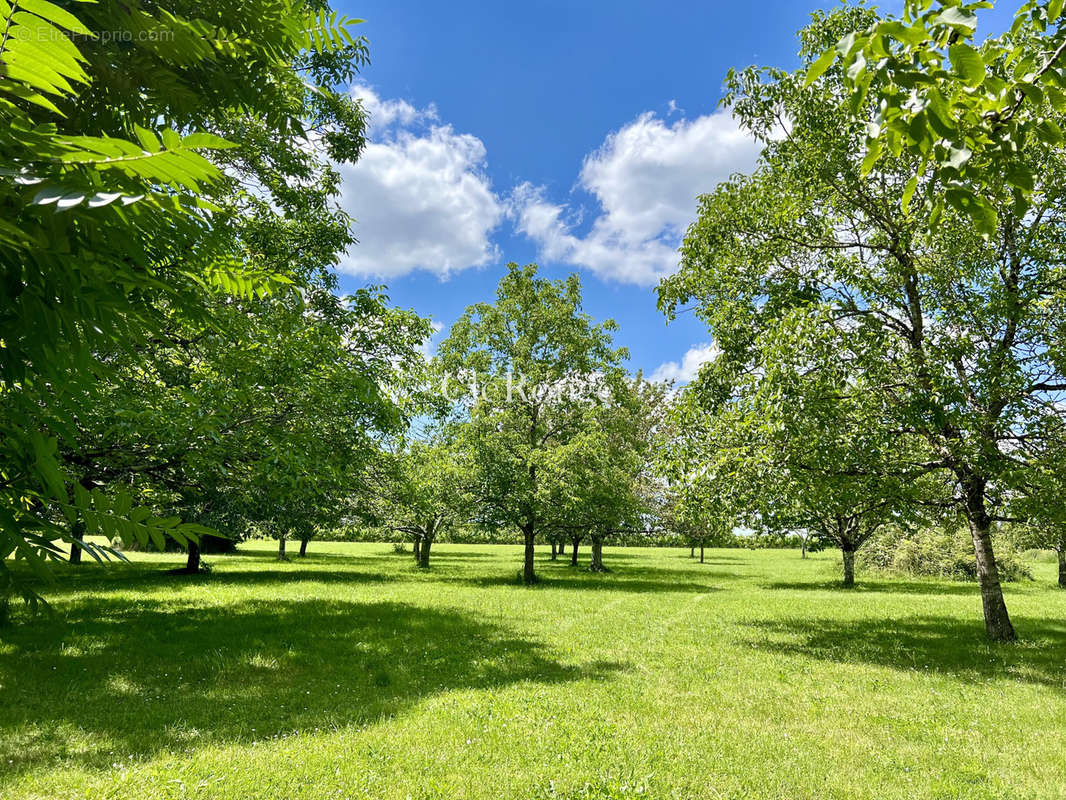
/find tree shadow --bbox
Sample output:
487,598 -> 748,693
762,579 -> 984,596
597,551 -> 746,565
419,551 -> 506,561
741,614 -> 1066,689
40,563 -> 396,597
439,563 -> 721,594
0,598 -> 623,781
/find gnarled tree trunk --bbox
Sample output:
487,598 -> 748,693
588,535 -> 608,572
962,478 -> 1016,641
418,535 -> 432,568
550,540 -> 557,560
841,545 -> 855,588
298,538 -> 309,558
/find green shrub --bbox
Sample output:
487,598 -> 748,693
858,525 -> 1032,582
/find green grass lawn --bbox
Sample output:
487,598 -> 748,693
2,542 -> 1065,799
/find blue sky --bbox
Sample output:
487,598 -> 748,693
325,0 -> 1004,380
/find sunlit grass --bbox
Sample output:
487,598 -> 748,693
2,542 -> 1064,799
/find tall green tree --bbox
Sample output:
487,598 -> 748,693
539,378 -> 659,572
377,431 -> 472,569
438,263 -> 628,584
64,286 -> 428,572
1,0 -> 371,604
659,6 -> 1066,639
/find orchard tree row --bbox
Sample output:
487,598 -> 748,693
3,0 -> 1066,643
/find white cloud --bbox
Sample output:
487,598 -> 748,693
419,320 -> 445,360
511,109 -> 762,285
336,85 -> 504,279
650,342 -> 719,385
352,85 -> 437,133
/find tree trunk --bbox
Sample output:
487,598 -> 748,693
69,477 -> 92,564
570,537 -> 580,566
522,523 -> 536,584
1056,546 -> 1065,590
841,546 -> 855,588
298,538 -> 308,558
699,544 -> 705,563
69,535 -> 83,564
185,540 -> 201,573
413,535 -> 421,563
801,537 -> 808,559
689,545 -> 694,558
277,536 -> 286,560
962,479 -> 1016,641
550,540 -> 557,560
418,535 -> 432,568
967,518 -> 1016,641
589,536 -> 608,572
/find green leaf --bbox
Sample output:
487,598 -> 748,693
902,174 -> 918,212
861,138 -> 883,174
30,432 -> 66,501
932,6 -> 979,34
880,20 -> 927,46
17,0 -> 92,34
949,43 -> 985,88
946,187 -> 997,237
1035,118 -> 1063,144
1005,163 -> 1034,193
946,145 -> 972,170
181,131 -> 237,150
804,49 -> 837,87
133,125 -> 161,153
846,50 -> 867,83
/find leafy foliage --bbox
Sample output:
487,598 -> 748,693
658,4 -> 1066,637
859,524 -> 1034,583
438,263 -> 629,583
816,0 -> 1066,235
0,0 -> 377,604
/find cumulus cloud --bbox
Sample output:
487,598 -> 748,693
650,342 -> 720,385
336,85 -> 504,279
352,85 -> 437,133
419,320 -> 445,360
510,109 -> 762,285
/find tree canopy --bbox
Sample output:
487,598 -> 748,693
658,4 -> 1066,639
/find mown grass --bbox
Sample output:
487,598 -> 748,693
2,542 -> 1065,799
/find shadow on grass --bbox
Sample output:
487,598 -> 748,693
416,551 -> 507,561
0,598 -> 623,780
587,551 -> 746,565
743,615 -> 1066,689
762,579 -> 984,596
40,563 -> 396,598
35,550 -> 722,602
438,563 -> 722,593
